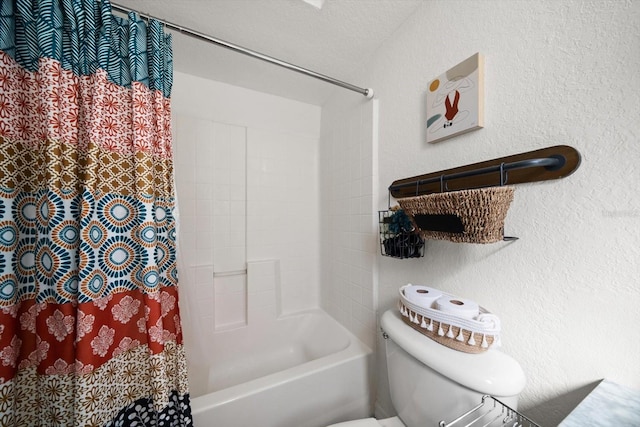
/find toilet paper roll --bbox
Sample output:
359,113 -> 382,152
435,296 -> 480,319
403,284 -> 443,309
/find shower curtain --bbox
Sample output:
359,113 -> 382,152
0,0 -> 191,425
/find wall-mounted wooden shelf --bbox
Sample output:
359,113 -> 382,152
389,145 -> 581,199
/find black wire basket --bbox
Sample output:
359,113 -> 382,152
378,209 -> 425,259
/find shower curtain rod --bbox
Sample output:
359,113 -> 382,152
110,3 -> 374,98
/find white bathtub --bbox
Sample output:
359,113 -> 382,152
186,309 -> 373,427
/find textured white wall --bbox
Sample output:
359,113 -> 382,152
321,1 -> 640,425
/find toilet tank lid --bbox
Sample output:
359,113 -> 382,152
381,310 -> 526,397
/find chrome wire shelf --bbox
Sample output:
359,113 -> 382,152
439,395 -> 540,427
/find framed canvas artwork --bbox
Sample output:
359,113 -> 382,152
426,53 -> 484,144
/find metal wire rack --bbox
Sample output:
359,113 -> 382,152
378,209 -> 425,259
439,395 -> 540,427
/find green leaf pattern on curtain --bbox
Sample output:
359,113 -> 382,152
0,0 -> 172,97
0,2 -> 16,58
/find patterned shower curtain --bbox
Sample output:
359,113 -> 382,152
0,0 -> 192,425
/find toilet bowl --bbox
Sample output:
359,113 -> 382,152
328,309 -> 526,427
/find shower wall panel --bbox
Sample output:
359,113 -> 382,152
319,98 -> 379,349
247,128 -> 319,314
171,71 -> 321,331
174,116 -> 248,330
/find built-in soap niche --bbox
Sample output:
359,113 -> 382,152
380,145 -> 581,254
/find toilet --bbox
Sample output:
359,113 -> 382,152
329,309 -> 526,427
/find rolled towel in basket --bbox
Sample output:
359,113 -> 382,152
477,313 -> 501,330
403,284 -> 443,309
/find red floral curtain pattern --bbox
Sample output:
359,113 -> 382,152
0,1 -> 191,425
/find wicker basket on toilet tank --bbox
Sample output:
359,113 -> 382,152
398,285 -> 501,354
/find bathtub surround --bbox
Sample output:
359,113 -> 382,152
174,117 -> 249,330
322,1 -> 640,425
172,72 -> 376,425
173,72 -> 321,332
247,260 -> 282,322
319,97 -> 380,350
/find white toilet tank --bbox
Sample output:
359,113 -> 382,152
381,309 -> 526,427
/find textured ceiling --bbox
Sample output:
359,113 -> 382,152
112,0 -> 423,105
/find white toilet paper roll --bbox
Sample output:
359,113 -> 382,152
435,296 -> 480,319
403,285 -> 443,309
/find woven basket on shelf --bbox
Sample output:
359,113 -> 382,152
398,285 -> 500,354
397,186 -> 515,244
